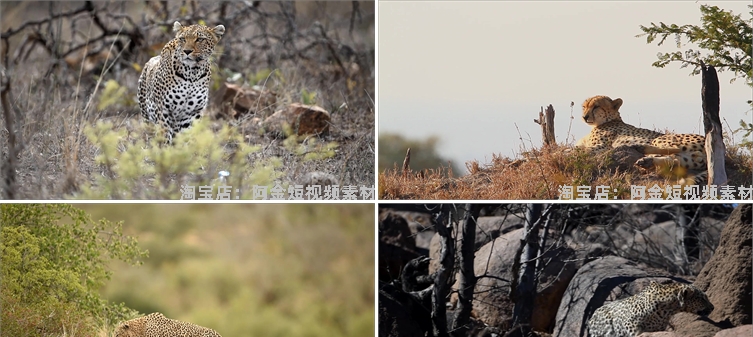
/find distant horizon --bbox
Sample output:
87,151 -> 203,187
378,1 -> 752,174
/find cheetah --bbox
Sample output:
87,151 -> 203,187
114,312 -> 222,337
576,95 -> 707,171
587,281 -> 714,337
138,22 -> 225,143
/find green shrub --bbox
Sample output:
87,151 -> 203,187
80,118 -> 282,199
0,204 -> 147,336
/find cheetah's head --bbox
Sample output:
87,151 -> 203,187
172,21 -> 225,65
581,95 -> 623,127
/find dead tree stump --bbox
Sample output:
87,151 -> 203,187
534,104 -> 556,146
700,62 -> 727,186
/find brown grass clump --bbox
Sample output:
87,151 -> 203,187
379,144 -> 752,200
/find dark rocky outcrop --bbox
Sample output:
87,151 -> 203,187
694,204 -> 752,326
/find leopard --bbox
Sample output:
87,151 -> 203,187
114,312 -> 222,337
138,21 -> 225,143
575,95 -> 707,172
586,281 -> 714,337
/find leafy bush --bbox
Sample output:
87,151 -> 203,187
80,118 -> 281,199
0,204 -> 147,337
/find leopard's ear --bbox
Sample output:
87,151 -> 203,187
122,323 -> 130,330
611,98 -> 623,110
213,25 -> 225,38
677,286 -> 690,308
173,21 -> 183,33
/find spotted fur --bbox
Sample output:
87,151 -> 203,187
587,282 -> 714,337
138,22 -> 225,142
114,312 -> 221,337
576,95 -> 707,171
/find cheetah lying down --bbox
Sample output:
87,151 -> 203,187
576,95 -> 707,172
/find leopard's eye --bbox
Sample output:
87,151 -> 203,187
179,37 -> 186,42
196,37 -> 204,42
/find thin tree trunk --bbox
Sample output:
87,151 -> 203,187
453,204 -> 480,335
511,204 -> 543,327
432,205 -> 454,337
1,64 -> 17,199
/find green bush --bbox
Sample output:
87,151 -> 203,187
80,118 -> 282,199
0,204 -> 147,336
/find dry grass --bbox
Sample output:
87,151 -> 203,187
0,1 -> 375,200
379,144 -> 753,200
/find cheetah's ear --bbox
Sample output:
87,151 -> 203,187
213,25 -> 226,37
611,98 -> 623,110
173,21 -> 183,33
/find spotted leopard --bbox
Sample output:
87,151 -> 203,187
587,281 -> 714,337
138,21 -> 225,142
114,312 -> 222,337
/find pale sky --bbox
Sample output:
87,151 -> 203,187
378,1 -> 753,174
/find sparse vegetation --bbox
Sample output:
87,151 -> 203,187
0,1 -> 374,199
379,143 -> 752,200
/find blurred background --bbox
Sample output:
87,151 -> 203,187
88,203 -> 375,337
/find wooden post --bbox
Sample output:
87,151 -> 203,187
700,62 -> 727,187
534,104 -> 556,146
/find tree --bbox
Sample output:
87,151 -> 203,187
637,4 -> 753,148
637,4 -> 752,86
0,204 -> 148,337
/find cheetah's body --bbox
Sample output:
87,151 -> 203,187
576,95 -> 706,170
114,312 -> 221,337
587,282 -> 714,337
138,22 -> 225,142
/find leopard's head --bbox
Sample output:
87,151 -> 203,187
171,21 -> 225,65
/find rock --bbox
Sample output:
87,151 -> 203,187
213,83 -> 277,119
470,228 -> 578,332
636,332 -> 681,337
606,145 -> 645,172
694,204 -> 752,326
429,213 -> 525,274
667,312 -> 723,337
379,212 -> 421,283
629,218 -> 724,273
262,103 -> 330,137
296,171 -> 338,194
714,325 -> 753,337
390,211 -> 434,251
474,214 -> 527,248
378,282 -> 431,337
552,256 -> 681,337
